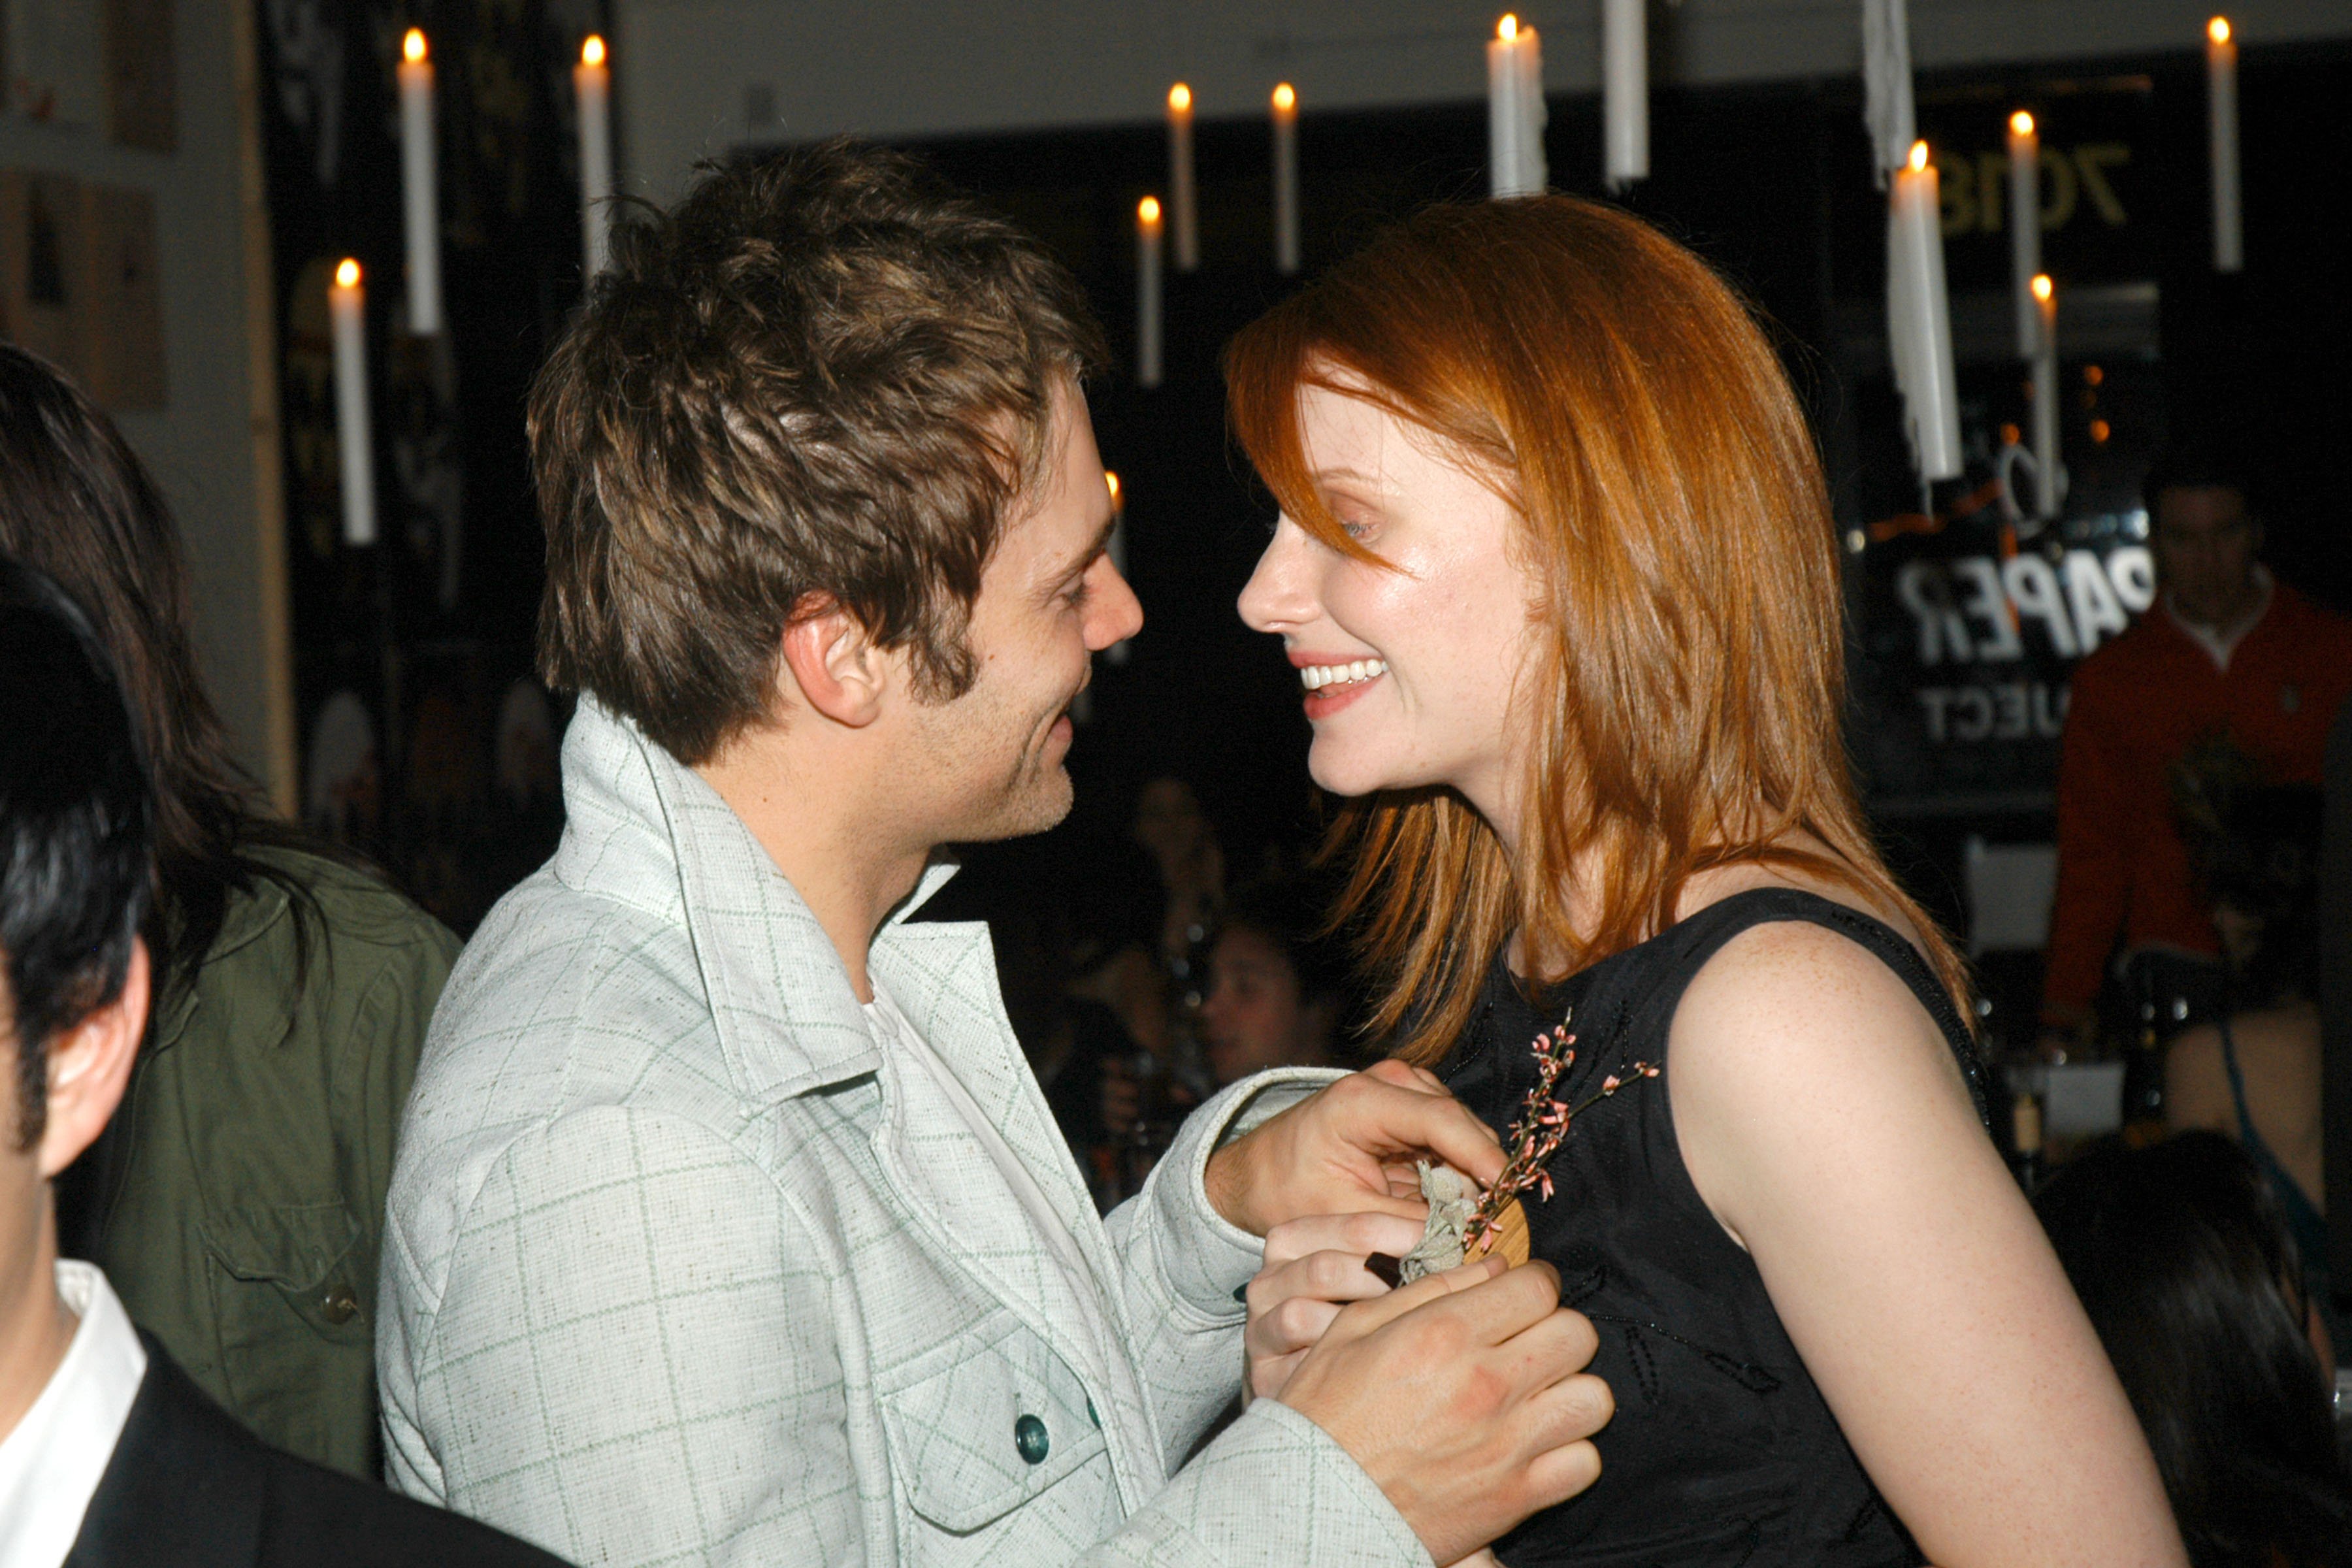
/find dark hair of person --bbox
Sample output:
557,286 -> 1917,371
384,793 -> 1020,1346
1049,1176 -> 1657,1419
2142,443 -> 2259,519
530,138 -> 1108,766
0,557 -> 154,1149
0,346 -> 323,1017
2035,1132 -> 2352,1567
1216,875 -> 1352,1011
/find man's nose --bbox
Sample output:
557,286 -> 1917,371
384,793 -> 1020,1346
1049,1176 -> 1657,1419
1087,556 -> 1144,652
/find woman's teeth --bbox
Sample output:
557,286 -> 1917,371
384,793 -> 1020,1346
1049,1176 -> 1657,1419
1299,658 -> 1388,691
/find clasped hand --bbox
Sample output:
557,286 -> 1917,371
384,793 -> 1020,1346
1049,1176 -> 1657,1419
1214,1061 -> 1614,1567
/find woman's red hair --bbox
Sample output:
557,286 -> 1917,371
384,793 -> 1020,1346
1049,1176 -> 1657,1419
1224,195 -> 1971,1065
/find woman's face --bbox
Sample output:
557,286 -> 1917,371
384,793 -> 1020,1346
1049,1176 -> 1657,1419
1237,380 -> 1541,825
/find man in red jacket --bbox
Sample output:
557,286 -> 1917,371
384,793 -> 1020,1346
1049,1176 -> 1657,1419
2044,452 -> 2352,1046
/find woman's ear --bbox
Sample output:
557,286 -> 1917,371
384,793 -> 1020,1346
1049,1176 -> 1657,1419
39,938 -> 146,1181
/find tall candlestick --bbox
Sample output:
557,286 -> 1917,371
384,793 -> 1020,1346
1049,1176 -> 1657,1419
576,35 -> 614,281
1486,15 -> 1546,199
1886,141 -> 1961,482
1137,197 -> 1164,389
2030,273 -> 2060,518
1271,83 -> 1299,276
1861,0 -> 1917,178
2207,17 -> 2242,272
1167,84 -> 1198,272
2007,111 -> 2040,359
330,260 -> 378,547
397,30 -> 442,336
1601,0 -> 1646,191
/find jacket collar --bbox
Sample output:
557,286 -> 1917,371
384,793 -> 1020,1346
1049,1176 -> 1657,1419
554,700 -> 960,1105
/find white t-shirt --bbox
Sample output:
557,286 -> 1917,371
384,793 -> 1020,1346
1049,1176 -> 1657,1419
0,1261 -> 147,1568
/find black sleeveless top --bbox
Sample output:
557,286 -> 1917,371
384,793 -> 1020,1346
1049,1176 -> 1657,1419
1435,889 -> 1990,1568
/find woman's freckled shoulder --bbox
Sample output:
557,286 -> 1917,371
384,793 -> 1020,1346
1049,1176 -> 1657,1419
1669,919 -> 1942,1090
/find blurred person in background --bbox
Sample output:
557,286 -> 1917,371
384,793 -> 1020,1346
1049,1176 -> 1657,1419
2037,1132 -> 2352,1567
0,346 -> 461,1480
2044,449 -> 2352,1053
2164,761 -> 2332,1336
1198,876 -> 1359,1087
1131,775 -> 1225,985
0,557 -> 559,1568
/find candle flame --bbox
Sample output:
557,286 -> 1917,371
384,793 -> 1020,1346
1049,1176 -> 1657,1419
1105,471 -> 1121,502
1168,82 -> 1191,112
1908,140 -> 1929,172
583,34 -> 606,67
1499,14 -> 1520,42
402,27 -> 427,63
335,258 -> 362,289
1139,196 -> 1162,224
2031,272 -> 2053,302
2208,16 -> 2230,44
2010,110 -> 2034,137
1273,82 -> 1296,112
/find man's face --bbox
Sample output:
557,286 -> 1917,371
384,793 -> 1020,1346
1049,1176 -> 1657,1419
902,379 -> 1142,843
2153,484 -> 2261,628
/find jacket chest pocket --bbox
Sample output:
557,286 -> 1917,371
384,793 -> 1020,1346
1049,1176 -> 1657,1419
877,1315 -> 1111,1535
198,1201 -> 377,1473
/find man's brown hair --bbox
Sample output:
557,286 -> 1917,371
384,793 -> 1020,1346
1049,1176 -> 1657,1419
531,140 -> 1106,764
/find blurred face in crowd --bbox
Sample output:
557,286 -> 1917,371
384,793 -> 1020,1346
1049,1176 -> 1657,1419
2153,484 -> 2262,630
1237,380 -> 1541,828
1198,926 -> 1337,1086
906,380 -> 1141,843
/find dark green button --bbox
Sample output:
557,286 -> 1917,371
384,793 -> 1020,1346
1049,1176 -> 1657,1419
1014,1413 -> 1049,1465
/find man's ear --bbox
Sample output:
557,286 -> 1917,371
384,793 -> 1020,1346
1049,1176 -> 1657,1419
778,596 -> 892,729
39,938 -> 147,1181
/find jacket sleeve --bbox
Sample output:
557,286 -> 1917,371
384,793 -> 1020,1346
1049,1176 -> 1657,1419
386,1107 -> 866,1568
2046,669 -> 2134,1015
1079,1402 -> 1432,1568
1097,1068 -> 1342,1467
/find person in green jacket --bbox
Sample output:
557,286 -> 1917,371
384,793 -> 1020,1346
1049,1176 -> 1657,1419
0,345 -> 461,1480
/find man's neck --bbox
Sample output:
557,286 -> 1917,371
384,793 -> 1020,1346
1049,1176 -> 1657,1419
0,1215 -> 75,1448
694,732 -> 930,1002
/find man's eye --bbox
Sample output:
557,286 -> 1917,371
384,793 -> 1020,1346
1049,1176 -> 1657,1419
1062,581 -> 1092,609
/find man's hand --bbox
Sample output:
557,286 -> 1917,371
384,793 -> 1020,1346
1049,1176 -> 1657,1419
1204,1059 -> 1503,1239
1244,1211 -> 1427,1401
1276,1256 -> 1612,1565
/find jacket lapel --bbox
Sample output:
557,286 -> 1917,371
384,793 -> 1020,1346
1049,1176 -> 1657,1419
66,1343 -> 264,1568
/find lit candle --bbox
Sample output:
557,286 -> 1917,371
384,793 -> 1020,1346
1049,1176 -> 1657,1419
1486,15 -> 1547,199
1137,197 -> 1164,389
397,30 -> 441,336
1104,470 -> 1130,666
2006,112 -> 2040,359
576,35 -> 613,280
1271,83 -> 1299,275
1167,84 -> 1198,272
2207,16 -> 2241,272
1886,140 -> 1961,482
1601,0 -> 1646,191
2031,273 -> 2061,519
330,260 -> 378,547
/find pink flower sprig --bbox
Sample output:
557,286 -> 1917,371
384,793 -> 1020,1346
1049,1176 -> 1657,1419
1463,1012 -> 1661,1256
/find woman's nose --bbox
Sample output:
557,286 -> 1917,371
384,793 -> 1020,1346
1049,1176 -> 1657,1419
1239,518 -> 1316,634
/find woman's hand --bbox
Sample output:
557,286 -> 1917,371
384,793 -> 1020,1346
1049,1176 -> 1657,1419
1243,1210 -> 1428,1400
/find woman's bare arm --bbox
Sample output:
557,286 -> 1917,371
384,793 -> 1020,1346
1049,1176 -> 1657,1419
1671,921 -> 2185,1568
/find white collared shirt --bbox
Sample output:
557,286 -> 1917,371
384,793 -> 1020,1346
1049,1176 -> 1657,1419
2164,564 -> 2273,673
0,1262 -> 147,1568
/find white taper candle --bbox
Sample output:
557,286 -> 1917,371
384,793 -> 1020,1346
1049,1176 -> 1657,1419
1168,84 -> 1198,272
1602,0 -> 1647,191
1487,16 -> 1546,199
1272,84 -> 1299,276
2031,274 -> 2061,519
1137,197 -> 1164,389
397,30 -> 441,336
2207,17 -> 2242,272
2008,112 -> 2040,359
576,36 -> 614,281
330,260 -> 378,547
1886,141 -> 1961,482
